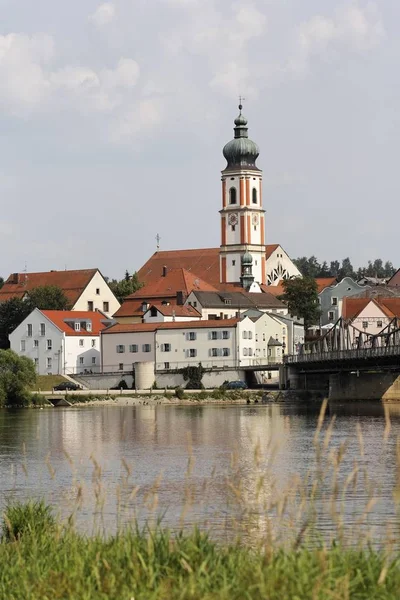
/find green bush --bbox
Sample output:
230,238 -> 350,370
175,387 -> 186,400
2,499 -> 56,541
0,350 -> 37,407
197,391 -> 208,400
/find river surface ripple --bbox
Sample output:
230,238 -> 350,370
0,401 -> 399,545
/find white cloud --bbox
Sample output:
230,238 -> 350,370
110,98 -> 163,142
0,33 -> 54,112
292,2 -> 385,75
0,32 -> 144,125
89,3 -> 115,28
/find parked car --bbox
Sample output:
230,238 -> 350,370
224,380 -> 248,390
53,381 -> 81,391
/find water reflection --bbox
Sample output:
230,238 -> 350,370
0,402 -> 399,544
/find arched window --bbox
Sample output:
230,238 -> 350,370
229,187 -> 237,204
252,188 -> 257,204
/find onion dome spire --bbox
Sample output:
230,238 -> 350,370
223,102 -> 260,171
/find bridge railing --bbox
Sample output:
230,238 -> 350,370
285,344 -> 400,364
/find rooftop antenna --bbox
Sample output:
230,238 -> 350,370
23,262 -> 28,286
156,233 -> 161,250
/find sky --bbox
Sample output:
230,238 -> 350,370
0,0 -> 399,280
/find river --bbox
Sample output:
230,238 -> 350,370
0,401 -> 399,544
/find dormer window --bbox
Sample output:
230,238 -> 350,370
86,322 -> 92,332
74,323 -> 81,332
224,298 -> 232,305
150,306 -> 158,317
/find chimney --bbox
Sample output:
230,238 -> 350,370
11,273 -> 19,284
162,265 -> 167,277
176,291 -> 186,306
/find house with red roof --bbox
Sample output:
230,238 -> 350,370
342,296 -> 400,338
113,267 -> 217,323
101,317 -> 257,376
0,269 -> 120,317
9,309 -> 113,375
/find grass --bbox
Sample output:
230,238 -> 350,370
31,375 -> 67,391
1,503 -> 400,599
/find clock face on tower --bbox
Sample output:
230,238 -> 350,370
228,213 -> 238,226
252,213 -> 259,226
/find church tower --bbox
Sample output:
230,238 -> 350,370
219,104 -> 266,288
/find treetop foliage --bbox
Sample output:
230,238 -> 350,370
108,270 -> 143,304
280,277 -> 321,330
293,256 -> 396,281
0,349 -> 37,406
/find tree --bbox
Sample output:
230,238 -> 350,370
0,277 -> 4,290
280,277 -> 321,330
337,257 -> 355,281
0,298 -> 31,349
384,261 -> 396,278
293,256 -> 322,278
25,286 -> 71,311
109,271 -> 143,304
0,349 -> 36,406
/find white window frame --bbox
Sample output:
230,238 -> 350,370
40,323 -> 46,336
79,339 -> 84,347
116,345 -> 125,353
20,340 -> 26,352
47,339 -> 52,350
75,323 -> 81,332
142,344 -> 151,353
129,344 -> 138,353
27,324 -> 33,337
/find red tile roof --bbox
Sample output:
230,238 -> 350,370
102,318 -> 240,335
0,269 -> 99,306
342,297 -> 370,320
315,277 -> 337,292
148,303 -> 202,318
41,310 -> 111,336
342,297 -> 400,320
131,267 -> 217,299
137,247 -> 282,288
265,244 -> 280,260
114,268 -> 217,318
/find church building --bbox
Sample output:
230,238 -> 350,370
134,104 -> 301,295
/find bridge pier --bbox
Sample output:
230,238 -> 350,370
329,372 -> 400,402
284,366 -> 329,393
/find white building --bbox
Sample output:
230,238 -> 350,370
185,290 -> 288,321
142,303 -> 202,323
10,309 -> 113,375
101,317 -> 258,373
265,245 -> 302,285
0,268 -> 120,317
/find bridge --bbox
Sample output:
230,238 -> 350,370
283,318 -> 400,401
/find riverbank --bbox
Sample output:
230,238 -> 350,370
44,389 -> 325,407
1,500 -> 399,600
